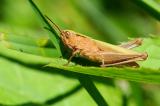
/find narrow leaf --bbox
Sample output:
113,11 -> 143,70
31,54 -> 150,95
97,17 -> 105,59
0,41 -> 59,58
0,42 -> 160,83
28,0 -> 61,56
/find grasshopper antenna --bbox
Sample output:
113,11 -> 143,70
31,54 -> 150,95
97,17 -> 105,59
45,15 -> 62,33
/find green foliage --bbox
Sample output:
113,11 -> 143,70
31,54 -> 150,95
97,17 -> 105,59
0,57 -> 79,105
0,46 -> 124,105
28,1 -> 110,105
133,0 -> 160,20
28,0 -> 61,56
0,35 -> 160,105
0,0 -> 160,106
135,37 -> 160,70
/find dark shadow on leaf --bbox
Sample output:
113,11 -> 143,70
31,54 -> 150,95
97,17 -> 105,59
45,84 -> 82,105
0,53 -> 115,82
79,76 -> 109,106
21,85 -> 82,106
0,103 -> 42,106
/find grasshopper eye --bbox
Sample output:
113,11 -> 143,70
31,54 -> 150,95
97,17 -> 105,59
65,31 -> 71,35
64,31 -> 71,38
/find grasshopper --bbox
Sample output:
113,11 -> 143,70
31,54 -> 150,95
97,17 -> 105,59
46,16 -> 148,67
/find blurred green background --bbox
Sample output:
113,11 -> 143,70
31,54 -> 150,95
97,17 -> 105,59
0,0 -> 159,42
0,0 -> 160,106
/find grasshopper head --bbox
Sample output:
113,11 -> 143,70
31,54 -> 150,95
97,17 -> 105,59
61,30 -> 75,39
60,30 -> 77,46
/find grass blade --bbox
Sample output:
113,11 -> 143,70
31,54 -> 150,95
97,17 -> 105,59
133,0 -> 160,20
0,32 -> 52,47
0,45 -> 160,84
79,76 -> 108,106
28,0 -> 61,56
75,0 -> 127,43
0,41 -> 59,58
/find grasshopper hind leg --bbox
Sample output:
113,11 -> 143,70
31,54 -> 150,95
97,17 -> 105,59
100,57 -> 142,67
100,62 -> 139,67
119,38 -> 142,49
124,62 -> 139,67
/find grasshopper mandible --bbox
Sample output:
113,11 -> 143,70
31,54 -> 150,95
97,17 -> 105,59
46,16 -> 148,67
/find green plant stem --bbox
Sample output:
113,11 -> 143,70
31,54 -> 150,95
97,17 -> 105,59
132,0 -> 160,20
78,76 -> 108,106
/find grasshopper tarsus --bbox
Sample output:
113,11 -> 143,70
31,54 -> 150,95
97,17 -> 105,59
100,64 -> 106,68
63,63 -> 69,66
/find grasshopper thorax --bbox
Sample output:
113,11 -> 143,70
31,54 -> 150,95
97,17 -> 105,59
60,30 -> 101,53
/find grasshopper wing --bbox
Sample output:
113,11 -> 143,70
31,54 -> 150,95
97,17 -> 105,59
94,39 -> 144,55
93,39 -> 147,67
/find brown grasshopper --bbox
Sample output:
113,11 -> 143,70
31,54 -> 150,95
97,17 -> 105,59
46,16 -> 148,67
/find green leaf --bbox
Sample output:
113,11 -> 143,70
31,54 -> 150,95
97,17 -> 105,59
0,32 -> 51,47
51,82 -> 123,106
0,41 -> 59,58
47,63 -> 160,84
0,57 -> 79,105
0,32 -> 58,57
0,36 -> 159,105
0,45 -> 123,106
0,36 -> 160,84
134,37 -> 160,69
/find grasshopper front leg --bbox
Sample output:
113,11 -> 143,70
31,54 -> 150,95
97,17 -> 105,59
64,49 -> 80,66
